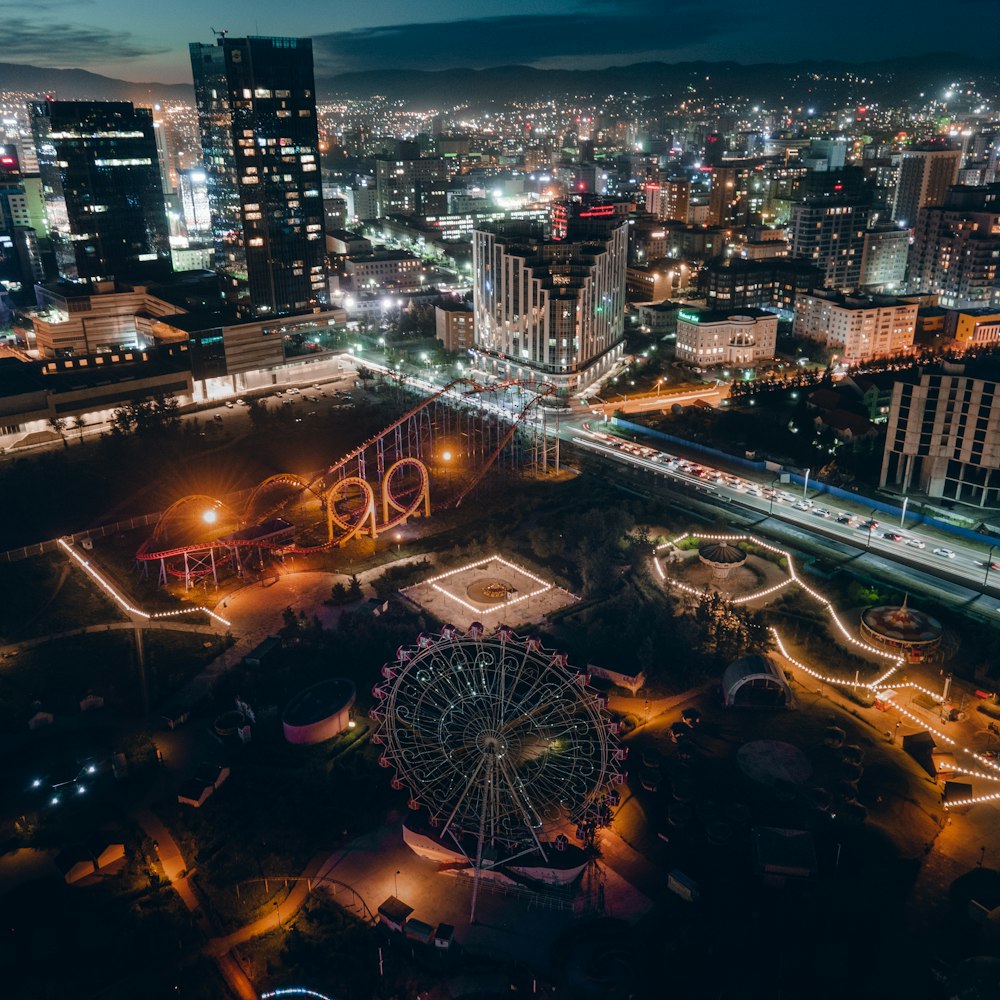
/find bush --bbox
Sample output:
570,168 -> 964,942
370,558 -> 432,599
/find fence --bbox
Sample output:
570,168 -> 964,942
611,417 -> 768,474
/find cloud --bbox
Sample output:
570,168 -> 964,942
313,8 -> 736,74
0,17 -> 168,63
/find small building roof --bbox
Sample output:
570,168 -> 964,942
378,896 -> 414,924
698,541 -> 746,565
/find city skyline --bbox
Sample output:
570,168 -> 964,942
0,0 -> 997,84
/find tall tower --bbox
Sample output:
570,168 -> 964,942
189,35 -> 327,318
790,198 -> 870,292
891,141 -> 962,227
31,100 -> 171,285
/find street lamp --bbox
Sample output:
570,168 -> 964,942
802,467 -> 811,499
866,508 -> 879,550
984,544 -> 997,588
768,475 -> 782,517
202,508 -> 218,525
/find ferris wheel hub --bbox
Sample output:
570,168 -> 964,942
475,729 -> 509,758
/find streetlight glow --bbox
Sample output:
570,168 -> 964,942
202,509 -> 217,525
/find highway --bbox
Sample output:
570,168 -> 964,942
569,426 -> 1000,599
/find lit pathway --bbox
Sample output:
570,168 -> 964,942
203,851 -> 335,957
134,808 -> 257,1000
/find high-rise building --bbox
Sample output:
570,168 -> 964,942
790,198 -> 870,291
31,100 -> 171,285
700,257 -> 820,313
708,164 -> 752,227
645,177 -> 690,222
891,140 -> 962,227
189,35 -> 328,318
375,154 -> 449,217
881,363 -> 1000,507
907,184 -> 1000,310
177,168 -> 212,235
860,223 -> 910,291
471,209 -> 628,390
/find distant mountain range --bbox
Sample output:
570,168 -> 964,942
0,53 -> 996,108
320,54 -> 1000,106
0,62 -> 192,103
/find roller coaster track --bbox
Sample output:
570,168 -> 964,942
135,377 -> 552,583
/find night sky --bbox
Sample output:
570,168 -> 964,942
0,0 -> 996,83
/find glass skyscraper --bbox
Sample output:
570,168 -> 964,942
189,35 -> 328,319
31,100 -> 171,285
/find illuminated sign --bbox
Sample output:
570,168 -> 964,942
678,310 -> 701,323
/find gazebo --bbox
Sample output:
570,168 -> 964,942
698,540 -> 747,582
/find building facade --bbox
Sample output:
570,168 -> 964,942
189,35 -> 328,318
674,307 -> 777,367
906,184 -> 1000,310
31,100 -> 171,285
891,141 -> 963,226
881,365 -> 1000,507
375,155 -> 448,217
793,290 -> 917,363
434,302 -> 474,353
860,223 -> 910,290
471,217 -> 627,390
790,198 -> 870,292
701,257 -> 820,313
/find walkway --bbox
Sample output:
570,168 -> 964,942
203,851 -> 338,957
134,807 -> 257,1000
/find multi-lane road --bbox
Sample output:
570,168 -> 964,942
570,423 -> 1000,596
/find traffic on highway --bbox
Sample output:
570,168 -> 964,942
573,423 -> 1000,593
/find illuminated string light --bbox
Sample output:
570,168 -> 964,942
58,538 -> 231,628
261,991 -> 338,1000
653,532 -> 1000,806
409,554 -> 576,618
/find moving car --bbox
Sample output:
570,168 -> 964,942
933,547 -> 956,559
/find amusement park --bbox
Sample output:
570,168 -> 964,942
2,362 -> 1000,1000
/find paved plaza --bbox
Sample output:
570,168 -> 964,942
402,555 -> 578,629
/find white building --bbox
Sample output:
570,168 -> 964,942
793,291 -> 916,363
674,307 -> 778,367
471,217 -> 627,391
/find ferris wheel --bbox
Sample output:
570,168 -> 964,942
371,623 -> 624,911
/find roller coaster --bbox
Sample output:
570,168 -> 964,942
136,377 -> 554,587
